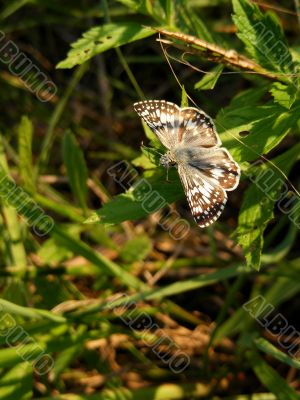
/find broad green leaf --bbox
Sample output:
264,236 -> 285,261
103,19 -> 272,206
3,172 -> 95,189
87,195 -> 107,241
89,168 -> 183,224
132,146 -> 160,169
229,85 -> 268,108
194,64 -> 224,90
216,102 -> 300,163
18,115 -> 34,193
270,82 -> 298,109
232,0 -> 294,75
57,23 -> 154,69
63,131 -> 88,211
141,145 -> 161,166
120,235 -> 152,263
132,153 -> 157,170
235,142 -> 300,270
248,350 -> 300,400
254,337 -> 300,370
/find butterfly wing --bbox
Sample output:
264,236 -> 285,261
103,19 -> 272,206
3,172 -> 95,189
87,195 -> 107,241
133,100 -> 221,150
186,147 -> 240,191
179,106 -> 221,148
133,100 -> 181,149
178,164 -> 227,227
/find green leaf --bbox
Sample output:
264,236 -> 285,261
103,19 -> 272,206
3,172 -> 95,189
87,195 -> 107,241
270,82 -> 298,109
0,363 -> 32,400
51,342 -> 84,381
116,0 -> 165,23
141,145 -> 161,166
232,0 -> 294,75
181,85 -> 189,107
37,238 -> 71,264
120,235 -> 152,263
89,169 -> 183,224
254,337 -> 300,370
132,145 -> 161,169
247,350 -> 300,400
0,298 -> 65,322
235,142 -> 300,270
51,225 -> 144,290
194,64 -> 224,90
132,153 -> 157,170
57,23 -> 154,69
216,102 -> 300,163
176,1 -> 217,43
18,115 -> 34,193
63,131 -> 88,211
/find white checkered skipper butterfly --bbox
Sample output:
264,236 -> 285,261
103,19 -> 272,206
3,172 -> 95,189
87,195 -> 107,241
133,100 -> 240,227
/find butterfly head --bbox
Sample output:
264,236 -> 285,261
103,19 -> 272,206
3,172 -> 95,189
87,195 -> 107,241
160,151 -> 177,168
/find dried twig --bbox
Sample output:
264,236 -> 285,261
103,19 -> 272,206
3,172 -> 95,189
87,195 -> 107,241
155,28 -> 285,82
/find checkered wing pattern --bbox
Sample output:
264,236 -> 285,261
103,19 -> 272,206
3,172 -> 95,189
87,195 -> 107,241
179,107 -> 221,148
188,147 -> 240,191
133,100 -> 221,149
178,164 -> 227,227
133,100 -> 180,149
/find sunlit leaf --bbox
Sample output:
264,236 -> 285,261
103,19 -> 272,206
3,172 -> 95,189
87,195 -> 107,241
195,64 -> 224,90
57,22 -> 154,69
232,0 -> 294,75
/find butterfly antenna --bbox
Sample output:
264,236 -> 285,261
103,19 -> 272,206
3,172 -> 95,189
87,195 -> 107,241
159,33 -> 300,199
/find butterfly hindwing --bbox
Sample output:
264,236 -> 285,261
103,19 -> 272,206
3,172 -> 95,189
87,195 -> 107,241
187,147 -> 240,191
178,164 -> 227,227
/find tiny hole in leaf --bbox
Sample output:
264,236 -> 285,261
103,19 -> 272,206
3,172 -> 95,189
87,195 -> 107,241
95,40 -> 103,45
84,48 -> 91,53
239,130 -> 250,137
106,35 -> 112,39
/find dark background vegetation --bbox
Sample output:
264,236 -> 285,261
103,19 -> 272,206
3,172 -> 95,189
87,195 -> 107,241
0,0 -> 300,399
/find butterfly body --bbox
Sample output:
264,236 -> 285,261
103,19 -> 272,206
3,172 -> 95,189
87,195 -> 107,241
134,100 -> 240,228
160,147 -> 193,168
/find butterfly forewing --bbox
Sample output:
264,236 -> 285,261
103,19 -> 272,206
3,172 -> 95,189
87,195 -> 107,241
133,100 -> 180,149
179,108 -> 221,147
134,100 -> 221,149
